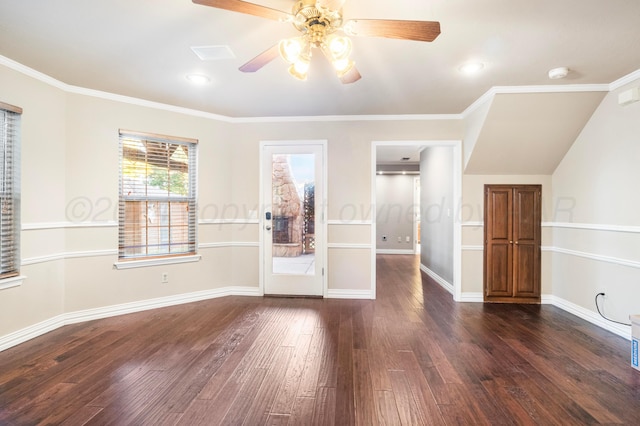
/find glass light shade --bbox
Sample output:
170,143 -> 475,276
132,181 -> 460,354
333,58 -> 355,77
327,35 -> 352,61
288,59 -> 310,81
279,38 -> 304,63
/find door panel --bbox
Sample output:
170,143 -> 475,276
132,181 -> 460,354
262,143 -> 325,296
513,244 -> 538,297
487,244 -> 512,296
490,189 -> 512,240
514,188 -> 538,242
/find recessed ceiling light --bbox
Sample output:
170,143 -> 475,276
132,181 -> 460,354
185,74 -> 211,85
191,45 -> 235,61
459,62 -> 484,74
548,67 -> 569,79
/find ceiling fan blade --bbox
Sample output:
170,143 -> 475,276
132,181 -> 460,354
340,66 -> 361,84
192,0 -> 291,22
239,44 -> 280,72
344,19 -> 441,42
317,0 -> 347,11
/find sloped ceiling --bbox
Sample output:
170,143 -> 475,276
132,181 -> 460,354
464,91 -> 606,175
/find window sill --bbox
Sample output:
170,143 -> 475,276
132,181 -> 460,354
0,275 -> 26,291
113,254 -> 201,270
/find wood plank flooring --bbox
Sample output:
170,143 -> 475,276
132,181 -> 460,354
1,254 -> 639,424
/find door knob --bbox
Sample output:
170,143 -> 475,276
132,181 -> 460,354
265,225 -> 272,231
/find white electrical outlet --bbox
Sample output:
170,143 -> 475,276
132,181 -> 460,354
406,236 -> 410,242
161,272 -> 169,283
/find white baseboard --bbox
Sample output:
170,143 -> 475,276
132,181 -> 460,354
2,285 -> 631,354
326,289 -> 374,299
544,294 -> 631,340
420,264 -> 454,295
0,314 -> 67,353
376,249 -> 415,255
456,292 -> 631,340
0,286 -> 262,352
458,292 -> 483,302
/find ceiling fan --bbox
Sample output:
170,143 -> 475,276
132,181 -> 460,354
192,0 -> 441,84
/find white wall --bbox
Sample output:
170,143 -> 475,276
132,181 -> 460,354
550,77 -> 640,330
375,174 -> 415,252
420,147 -> 454,283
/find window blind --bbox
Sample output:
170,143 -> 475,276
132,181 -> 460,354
118,130 -> 197,260
0,103 -> 21,279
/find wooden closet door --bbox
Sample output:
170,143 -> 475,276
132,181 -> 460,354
484,185 -> 541,303
484,187 -> 513,298
512,186 -> 541,299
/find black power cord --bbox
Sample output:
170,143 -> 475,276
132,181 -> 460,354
595,292 -> 632,326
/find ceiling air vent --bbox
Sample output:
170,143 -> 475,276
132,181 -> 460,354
191,45 -> 236,61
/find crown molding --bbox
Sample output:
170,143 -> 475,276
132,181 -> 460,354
1,54 -> 637,124
609,69 -> 640,91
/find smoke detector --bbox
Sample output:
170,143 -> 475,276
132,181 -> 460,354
548,67 -> 569,79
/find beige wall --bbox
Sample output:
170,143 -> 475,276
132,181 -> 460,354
3,57 -> 636,345
0,62 -> 464,341
0,65 -> 66,335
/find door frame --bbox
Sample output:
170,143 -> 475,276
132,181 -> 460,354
258,140 -> 328,297
413,176 -> 421,255
371,140 -> 462,301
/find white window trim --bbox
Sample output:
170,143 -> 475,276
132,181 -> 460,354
113,254 -> 201,270
0,275 -> 26,291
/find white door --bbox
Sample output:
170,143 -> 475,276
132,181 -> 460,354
261,142 -> 325,296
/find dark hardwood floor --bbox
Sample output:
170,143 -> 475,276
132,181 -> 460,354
1,254 -> 639,425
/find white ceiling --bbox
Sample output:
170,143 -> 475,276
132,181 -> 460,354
1,0 -> 639,118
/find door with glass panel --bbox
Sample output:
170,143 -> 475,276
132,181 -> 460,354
261,142 -> 325,296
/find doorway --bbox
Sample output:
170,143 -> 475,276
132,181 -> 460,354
260,141 -> 326,296
372,141 -> 462,300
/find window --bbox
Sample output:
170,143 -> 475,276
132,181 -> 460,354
118,130 -> 197,260
0,102 -> 21,279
